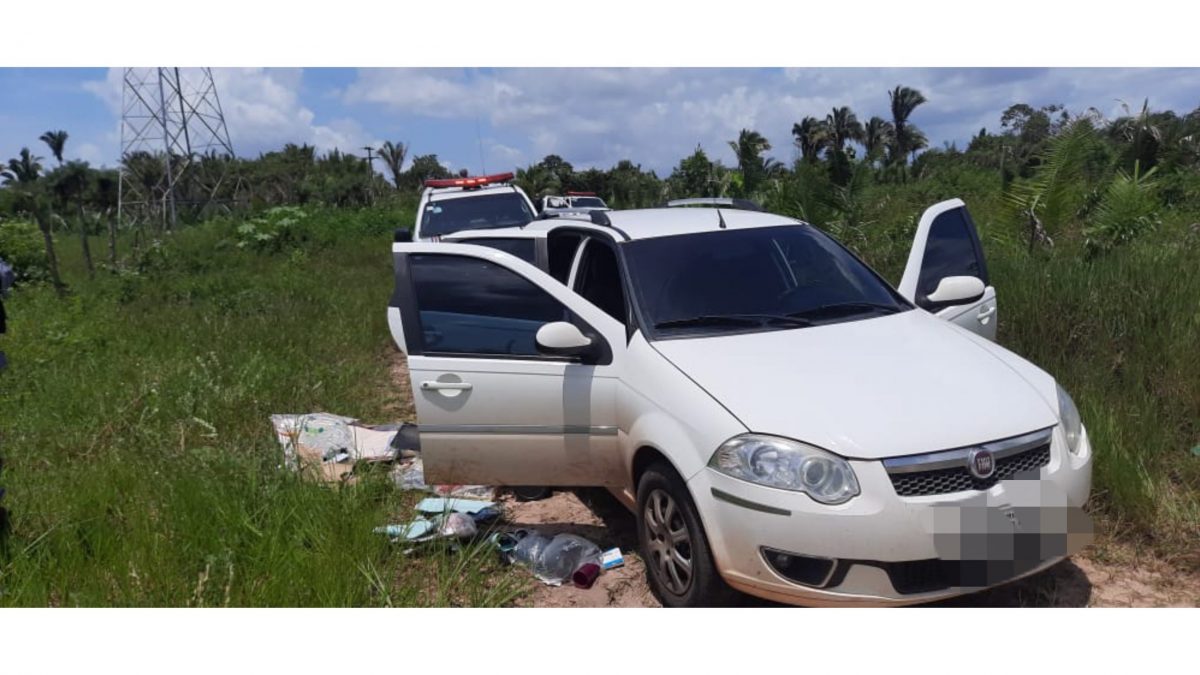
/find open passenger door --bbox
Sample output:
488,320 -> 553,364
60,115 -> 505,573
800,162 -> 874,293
898,199 -> 998,341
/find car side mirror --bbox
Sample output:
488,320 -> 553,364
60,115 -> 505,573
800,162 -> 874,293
536,321 -> 597,361
394,228 -> 413,243
923,275 -> 985,307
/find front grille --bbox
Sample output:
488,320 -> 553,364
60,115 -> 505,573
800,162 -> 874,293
888,443 -> 1051,498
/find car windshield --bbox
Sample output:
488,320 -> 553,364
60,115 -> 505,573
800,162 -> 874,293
421,192 -> 534,237
569,197 -> 606,208
623,224 -> 910,338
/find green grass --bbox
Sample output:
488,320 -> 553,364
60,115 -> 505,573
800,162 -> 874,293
0,208 -> 527,605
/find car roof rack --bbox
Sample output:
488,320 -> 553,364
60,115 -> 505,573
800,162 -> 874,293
661,197 -> 763,212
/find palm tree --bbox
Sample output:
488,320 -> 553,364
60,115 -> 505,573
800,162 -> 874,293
728,129 -> 779,195
377,140 -> 408,189
53,161 -> 96,278
862,116 -> 894,164
825,106 -> 865,155
2,148 -> 65,295
791,117 -> 828,163
39,130 -> 69,166
1110,99 -> 1163,171
887,86 -> 929,172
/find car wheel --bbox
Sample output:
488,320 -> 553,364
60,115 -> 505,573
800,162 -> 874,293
637,461 -> 734,607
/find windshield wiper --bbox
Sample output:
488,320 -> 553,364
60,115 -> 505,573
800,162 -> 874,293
786,302 -> 903,320
655,314 -> 814,330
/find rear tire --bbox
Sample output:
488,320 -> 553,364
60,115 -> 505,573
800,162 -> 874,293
636,461 -> 735,607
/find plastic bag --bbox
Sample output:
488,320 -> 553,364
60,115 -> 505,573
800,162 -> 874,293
438,512 -> 477,539
533,534 -> 602,586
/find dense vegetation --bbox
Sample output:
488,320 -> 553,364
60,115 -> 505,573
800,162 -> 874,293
1,86 -> 1198,604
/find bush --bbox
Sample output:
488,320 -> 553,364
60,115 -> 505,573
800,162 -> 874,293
0,219 -> 50,284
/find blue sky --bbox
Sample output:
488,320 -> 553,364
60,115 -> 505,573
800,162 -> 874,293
2,68 -> 1199,175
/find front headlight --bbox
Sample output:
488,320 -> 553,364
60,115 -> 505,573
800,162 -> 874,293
1057,384 -> 1082,455
709,434 -> 860,505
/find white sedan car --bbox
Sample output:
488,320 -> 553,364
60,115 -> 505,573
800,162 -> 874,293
387,200 -> 1093,607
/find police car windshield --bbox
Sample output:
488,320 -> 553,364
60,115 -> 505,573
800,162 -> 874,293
421,192 -> 534,237
569,197 -> 605,208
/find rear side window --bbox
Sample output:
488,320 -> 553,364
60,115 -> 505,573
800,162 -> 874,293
574,240 -> 628,325
455,237 -> 536,264
409,255 -> 566,357
548,232 -> 585,284
916,208 -> 988,300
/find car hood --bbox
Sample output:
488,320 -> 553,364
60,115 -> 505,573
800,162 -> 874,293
651,310 -> 1059,460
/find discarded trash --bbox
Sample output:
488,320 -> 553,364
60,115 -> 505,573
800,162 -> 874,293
270,413 -> 421,484
432,484 -> 496,500
374,519 -> 436,541
416,497 -> 497,515
392,458 -> 427,490
511,533 -> 603,587
438,512 -> 478,539
600,547 -> 625,570
572,562 -> 601,589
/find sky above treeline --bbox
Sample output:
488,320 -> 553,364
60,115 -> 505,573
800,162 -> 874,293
1,67 -> 1198,175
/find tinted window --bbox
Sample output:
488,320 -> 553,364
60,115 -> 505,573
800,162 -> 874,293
456,237 -> 536,264
916,208 -> 987,300
548,232 -> 585,284
575,240 -> 627,324
409,255 -> 566,356
420,192 -> 535,237
624,225 -> 909,338
569,197 -> 606,208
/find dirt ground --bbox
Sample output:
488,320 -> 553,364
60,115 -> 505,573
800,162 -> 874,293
389,350 -> 1199,608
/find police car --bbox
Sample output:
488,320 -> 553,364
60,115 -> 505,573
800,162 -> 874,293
413,172 -> 537,242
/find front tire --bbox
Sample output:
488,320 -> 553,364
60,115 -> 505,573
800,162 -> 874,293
636,462 -> 734,607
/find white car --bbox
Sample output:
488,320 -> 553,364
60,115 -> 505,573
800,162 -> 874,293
413,172 -> 537,242
539,192 -> 610,217
387,199 -> 1093,607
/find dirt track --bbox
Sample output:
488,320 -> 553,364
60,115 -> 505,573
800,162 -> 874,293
390,350 -> 1199,607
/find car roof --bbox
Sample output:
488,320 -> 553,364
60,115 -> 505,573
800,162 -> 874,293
603,208 -> 800,241
443,208 -> 803,242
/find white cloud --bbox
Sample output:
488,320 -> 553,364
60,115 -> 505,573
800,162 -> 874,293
341,67 -> 1200,173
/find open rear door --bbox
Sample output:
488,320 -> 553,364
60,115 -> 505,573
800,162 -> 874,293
897,199 -> 998,341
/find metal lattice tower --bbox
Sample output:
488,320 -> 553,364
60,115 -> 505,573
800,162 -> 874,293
118,68 -> 236,231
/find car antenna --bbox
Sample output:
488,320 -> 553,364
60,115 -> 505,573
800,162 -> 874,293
716,208 -> 727,229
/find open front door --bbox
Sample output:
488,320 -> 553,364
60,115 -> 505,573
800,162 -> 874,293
897,199 -> 998,341
387,242 -> 627,487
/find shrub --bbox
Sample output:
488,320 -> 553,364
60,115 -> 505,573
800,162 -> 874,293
0,219 -> 50,284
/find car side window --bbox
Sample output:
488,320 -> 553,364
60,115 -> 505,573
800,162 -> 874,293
916,208 -> 988,301
574,239 -> 628,325
455,237 -> 536,264
409,254 -> 567,357
547,232 -> 585,284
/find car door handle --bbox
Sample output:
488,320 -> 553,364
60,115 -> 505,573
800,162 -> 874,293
420,381 -> 473,392
976,306 -> 996,322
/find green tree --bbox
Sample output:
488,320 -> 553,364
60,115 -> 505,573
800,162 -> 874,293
404,154 -> 451,189
39,129 -> 69,166
2,148 -> 65,295
377,141 -> 408,189
791,116 -> 828,164
825,107 -> 865,185
862,116 -> 894,165
668,146 -> 717,197
728,129 -> 781,196
50,160 -> 96,278
886,85 -> 929,175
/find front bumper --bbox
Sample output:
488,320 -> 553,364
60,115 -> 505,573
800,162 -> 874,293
688,425 -> 1094,607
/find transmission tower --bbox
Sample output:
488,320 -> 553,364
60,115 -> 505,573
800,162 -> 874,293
118,68 -> 236,232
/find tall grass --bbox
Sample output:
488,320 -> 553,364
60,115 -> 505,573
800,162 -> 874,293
0,208 -> 526,605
